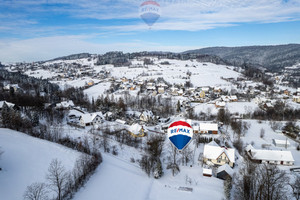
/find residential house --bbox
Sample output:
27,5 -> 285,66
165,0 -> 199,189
158,87 -> 164,94
283,89 -> 290,96
140,110 -> 154,122
68,109 -> 84,121
0,101 -> 15,111
199,123 -> 218,134
128,123 -> 145,137
293,96 -> 300,103
79,112 -> 103,127
203,141 -> 235,167
245,144 -> 294,166
193,126 -> 199,134
215,101 -> 226,108
3,84 -> 20,92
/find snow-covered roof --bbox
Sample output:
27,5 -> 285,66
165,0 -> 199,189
56,100 -> 74,108
203,141 -> 235,163
216,101 -> 226,107
245,145 -> 294,162
217,164 -> 233,176
68,109 -> 83,117
203,168 -> 212,175
141,110 -> 153,118
0,101 -> 15,109
273,139 -> 290,146
80,112 -> 103,124
200,123 -> 218,131
128,123 -> 142,135
116,119 -> 126,124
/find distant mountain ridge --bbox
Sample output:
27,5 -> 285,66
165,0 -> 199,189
184,44 -> 300,70
46,53 -> 92,62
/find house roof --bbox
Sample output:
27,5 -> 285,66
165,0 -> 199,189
80,112 -> 103,124
0,101 -> 15,109
68,109 -> 84,117
203,168 -> 212,175
216,101 -> 226,107
273,139 -> 290,146
200,123 -> 218,131
245,144 -> 294,162
203,141 -> 235,163
56,100 -> 74,108
217,164 -> 234,176
141,110 -> 153,118
128,123 -> 143,135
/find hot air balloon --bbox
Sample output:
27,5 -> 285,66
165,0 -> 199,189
168,121 -> 193,152
139,1 -> 161,27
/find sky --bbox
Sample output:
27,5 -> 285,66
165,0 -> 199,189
0,0 -> 300,62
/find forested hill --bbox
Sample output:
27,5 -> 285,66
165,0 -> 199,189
184,44 -> 300,71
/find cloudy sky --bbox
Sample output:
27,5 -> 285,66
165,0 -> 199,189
0,0 -> 299,62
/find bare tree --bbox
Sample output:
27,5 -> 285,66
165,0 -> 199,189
167,145 -> 180,176
181,147 -> 193,166
234,162 -> 290,200
23,182 -> 48,200
46,159 -> 67,200
290,175 -> 300,200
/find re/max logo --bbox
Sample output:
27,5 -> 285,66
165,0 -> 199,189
170,128 -> 190,134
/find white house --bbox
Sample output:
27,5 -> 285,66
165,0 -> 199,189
203,141 -> 235,167
273,139 -> 290,148
245,144 -> 294,166
140,110 -> 154,122
199,123 -> 218,134
79,112 -> 103,127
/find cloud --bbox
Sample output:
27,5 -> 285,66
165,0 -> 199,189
0,0 -> 300,33
0,35 -> 197,62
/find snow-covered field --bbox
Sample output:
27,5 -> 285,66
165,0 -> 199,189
74,153 -> 224,200
0,129 -> 82,200
84,82 -> 111,101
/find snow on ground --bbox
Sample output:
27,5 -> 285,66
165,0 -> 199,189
73,153 -> 224,200
105,59 -> 240,88
0,129 -> 82,200
24,69 -> 57,79
84,82 -> 111,101
52,78 -> 101,89
193,101 -> 258,116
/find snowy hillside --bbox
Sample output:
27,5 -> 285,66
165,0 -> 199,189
73,149 -> 224,200
0,129 -> 82,200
